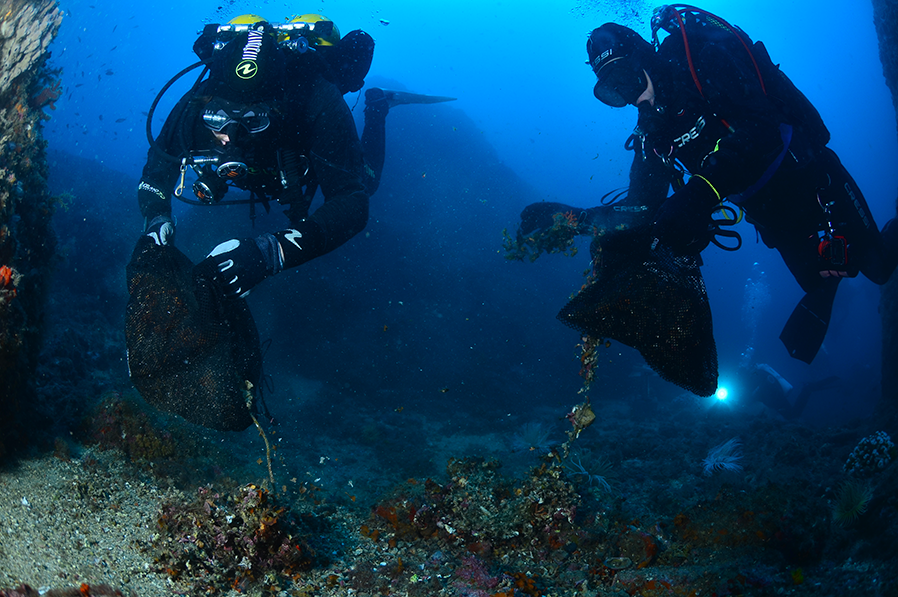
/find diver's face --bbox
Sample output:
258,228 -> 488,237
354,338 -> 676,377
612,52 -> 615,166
202,96 -> 271,147
593,57 -> 648,107
209,121 -> 260,149
635,71 -> 655,107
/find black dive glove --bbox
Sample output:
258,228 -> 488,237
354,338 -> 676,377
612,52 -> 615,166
145,215 -> 175,246
196,234 -> 284,299
651,177 -> 720,254
519,202 -> 584,235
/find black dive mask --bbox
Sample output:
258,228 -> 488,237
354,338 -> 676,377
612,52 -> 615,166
202,97 -> 271,133
593,57 -> 648,108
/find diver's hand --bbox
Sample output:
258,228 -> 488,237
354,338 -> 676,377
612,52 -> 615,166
145,215 -> 175,246
519,202 -> 583,235
196,237 -> 276,299
651,180 -> 718,254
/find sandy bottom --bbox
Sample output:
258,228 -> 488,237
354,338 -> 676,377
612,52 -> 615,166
0,449 -> 180,595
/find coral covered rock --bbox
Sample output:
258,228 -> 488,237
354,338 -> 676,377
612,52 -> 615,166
0,0 -> 63,458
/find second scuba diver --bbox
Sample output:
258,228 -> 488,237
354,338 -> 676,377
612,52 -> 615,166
517,5 -> 898,367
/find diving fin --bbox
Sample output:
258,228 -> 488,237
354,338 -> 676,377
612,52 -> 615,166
779,279 -> 839,364
786,375 -> 840,420
380,89 -> 457,108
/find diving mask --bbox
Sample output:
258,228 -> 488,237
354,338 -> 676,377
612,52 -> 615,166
202,97 -> 271,133
593,57 -> 648,108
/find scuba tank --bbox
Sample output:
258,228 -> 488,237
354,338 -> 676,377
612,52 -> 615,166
749,40 -> 830,147
651,4 -> 830,146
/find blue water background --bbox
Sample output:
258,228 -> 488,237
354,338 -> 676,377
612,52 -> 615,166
42,0 -> 897,431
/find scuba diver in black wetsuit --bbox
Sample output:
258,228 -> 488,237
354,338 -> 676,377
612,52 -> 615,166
739,363 -> 840,421
518,5 -> 898,365
139,14 -> 454,298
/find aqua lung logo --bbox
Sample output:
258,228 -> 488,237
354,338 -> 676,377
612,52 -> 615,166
235,60 -> 258,79
235,29 -> 264,80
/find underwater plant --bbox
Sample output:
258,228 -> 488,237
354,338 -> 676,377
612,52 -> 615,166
702,437 -> 743,476
368,457 -> 582,558
153,484 -> 319,592
833,479 -> 874,525
510,421 -> 557,453
501,210 -> 582,262
564,451 -> 615,494
0,584 -> 124,596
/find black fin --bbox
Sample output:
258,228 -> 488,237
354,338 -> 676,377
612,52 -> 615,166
779,279 -> 839,364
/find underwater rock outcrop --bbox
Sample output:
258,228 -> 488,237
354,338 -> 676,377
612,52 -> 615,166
0,0 -> 63,458
872,0 -> 898,429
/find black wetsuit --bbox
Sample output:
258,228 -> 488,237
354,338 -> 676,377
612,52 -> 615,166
632,25 -> 897,361
516,149 -> 671,251
138,51 -> 369,268
631,26 -> 895,291
522,21 -> 897,364
744,364 -> 839,421
318,29 -> 385,196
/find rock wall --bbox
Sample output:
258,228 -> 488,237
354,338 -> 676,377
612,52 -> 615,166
872,0 -> 898,428
0,0 -> 63,458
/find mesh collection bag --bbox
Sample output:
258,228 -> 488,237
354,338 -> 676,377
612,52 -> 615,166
125,236 -> 261,431
557,226 -> 718,396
